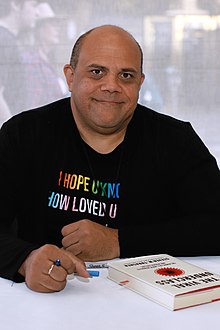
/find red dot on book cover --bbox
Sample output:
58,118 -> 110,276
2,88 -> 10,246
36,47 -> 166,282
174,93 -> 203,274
155,267 -> 185,277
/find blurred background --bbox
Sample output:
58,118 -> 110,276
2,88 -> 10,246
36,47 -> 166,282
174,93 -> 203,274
0,0 -> 220,166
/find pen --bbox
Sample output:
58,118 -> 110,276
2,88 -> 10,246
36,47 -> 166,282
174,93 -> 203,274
67,270 -> 100,280
67,263 -> 108,280
87,270 -> 100,277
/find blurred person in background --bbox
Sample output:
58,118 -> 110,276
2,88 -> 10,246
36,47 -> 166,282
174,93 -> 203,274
19,2 -> 68,109
0,0 -> 40,124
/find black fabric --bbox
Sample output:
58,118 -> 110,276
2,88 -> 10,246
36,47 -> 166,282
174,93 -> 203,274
0,97 -> 220,282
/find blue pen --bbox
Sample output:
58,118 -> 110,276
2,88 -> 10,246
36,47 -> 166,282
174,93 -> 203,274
68,270 -> 100,280
88,270 -> 100,277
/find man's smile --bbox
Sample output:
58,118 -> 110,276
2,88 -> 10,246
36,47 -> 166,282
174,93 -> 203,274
92,98 -> 124,104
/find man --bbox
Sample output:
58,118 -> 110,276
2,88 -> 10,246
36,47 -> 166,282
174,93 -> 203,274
19,2 -> 69,110
0,0 -> 40,123
0,25 -> 220,293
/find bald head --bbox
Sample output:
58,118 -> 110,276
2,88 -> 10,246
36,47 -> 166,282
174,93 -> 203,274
70,25 -> 143,73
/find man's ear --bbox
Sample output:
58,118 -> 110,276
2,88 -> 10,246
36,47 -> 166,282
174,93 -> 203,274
140,73 -> 145,87
63,64 -> 74,92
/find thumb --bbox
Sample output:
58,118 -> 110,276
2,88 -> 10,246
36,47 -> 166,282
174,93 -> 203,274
74,262 -> 90,278
67,254 -> 89,278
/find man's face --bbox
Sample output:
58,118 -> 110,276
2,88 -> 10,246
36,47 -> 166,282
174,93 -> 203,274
64,26 -> 145,135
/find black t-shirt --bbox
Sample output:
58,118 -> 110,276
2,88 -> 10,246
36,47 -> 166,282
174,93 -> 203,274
47,138 -> 124,245
0,97 -> 220,281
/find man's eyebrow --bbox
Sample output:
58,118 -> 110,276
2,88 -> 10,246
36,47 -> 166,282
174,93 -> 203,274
121,68 -> 138,73
87,64 -> 107,70
87,64 -> 138,73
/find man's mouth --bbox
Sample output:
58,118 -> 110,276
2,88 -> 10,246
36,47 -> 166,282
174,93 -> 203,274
93,98 -> 123,104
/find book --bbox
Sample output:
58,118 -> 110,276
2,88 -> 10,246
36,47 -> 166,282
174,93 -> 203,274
107,254 -> 220,311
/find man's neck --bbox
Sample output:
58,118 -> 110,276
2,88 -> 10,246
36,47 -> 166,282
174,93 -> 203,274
79,128 -> 126,154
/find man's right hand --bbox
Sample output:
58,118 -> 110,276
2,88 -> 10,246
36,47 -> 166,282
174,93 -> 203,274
18,244 -> 89,293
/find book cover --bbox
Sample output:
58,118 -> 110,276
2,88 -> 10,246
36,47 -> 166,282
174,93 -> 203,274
107,254 -> 220,310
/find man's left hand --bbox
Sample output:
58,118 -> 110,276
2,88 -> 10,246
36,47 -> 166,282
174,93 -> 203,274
61,219 -> 120,261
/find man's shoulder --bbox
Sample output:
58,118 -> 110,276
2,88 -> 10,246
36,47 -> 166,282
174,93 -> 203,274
136,103 -> 191,133
0,98 -> 72,147
3,97 -> 71,129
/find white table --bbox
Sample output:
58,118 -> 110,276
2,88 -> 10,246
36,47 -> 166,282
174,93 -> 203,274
1,256 -> 220,330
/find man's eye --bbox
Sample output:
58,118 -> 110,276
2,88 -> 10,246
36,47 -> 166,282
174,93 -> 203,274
91,69 -> 103,75
121,72 -> 133,79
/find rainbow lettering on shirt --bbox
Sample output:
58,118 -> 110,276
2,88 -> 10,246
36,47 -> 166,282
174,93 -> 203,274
58,170 -> 120,199
47,170 -> 120,219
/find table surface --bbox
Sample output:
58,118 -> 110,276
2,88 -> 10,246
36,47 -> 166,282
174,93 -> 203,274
1,256 -> 220,330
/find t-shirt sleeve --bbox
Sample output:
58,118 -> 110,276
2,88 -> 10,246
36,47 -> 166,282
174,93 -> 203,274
118,122 -> 220,258
0,119 -> 39,282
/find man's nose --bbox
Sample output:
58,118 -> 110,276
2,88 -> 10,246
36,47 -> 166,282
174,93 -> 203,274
100,74 -> 122,93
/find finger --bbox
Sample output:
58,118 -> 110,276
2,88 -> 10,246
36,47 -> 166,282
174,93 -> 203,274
75,251 -> 98,262
25,270 -> 67,293
62,231 -> 80,249
65,242 -> 82,256
47,264 -> 68,282
46,248 -> 75,274
25,280 -> 55,293
41,276 -> 67,292
61,222 -> 79,237
67,254 -> 89,278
